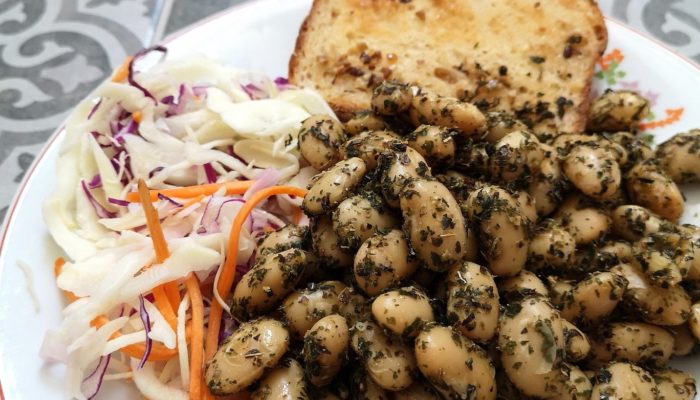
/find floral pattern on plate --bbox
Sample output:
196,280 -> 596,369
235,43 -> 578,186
593,48 -> 685,133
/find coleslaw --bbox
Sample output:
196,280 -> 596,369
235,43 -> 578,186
41,46 -> 331,399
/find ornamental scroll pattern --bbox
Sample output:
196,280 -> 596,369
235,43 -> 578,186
0,0 -> 158,222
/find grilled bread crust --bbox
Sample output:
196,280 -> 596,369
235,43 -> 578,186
289,0 -> 607,133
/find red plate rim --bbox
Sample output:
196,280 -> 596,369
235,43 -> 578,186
0,3 -> 698,398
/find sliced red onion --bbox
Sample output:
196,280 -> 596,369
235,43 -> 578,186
107,197 -> 129,207
81,180 -> 117,218
137,295 -> 152,369
157,193 -> 183,207
243,168 -> 281,200
203,163 -> 217,184
88,174 -> 102,189
128,45 -> 167,103
87,98 -> 102,120
81,354 -> 111,400
160,95 -> 175,104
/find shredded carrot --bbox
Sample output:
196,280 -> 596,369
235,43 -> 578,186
139,180 -> 170,261
204,186 -> 307,362
138,179 -> 180,328
53,258 -> 187,361
53,257 -> 65,276
112,56 -> 133,83
125,181 -> 255,203
185,274 -> 205,400
132,111 -> 143,123
139,179 -> 206,396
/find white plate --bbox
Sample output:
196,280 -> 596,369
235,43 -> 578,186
0,0 -> 699,398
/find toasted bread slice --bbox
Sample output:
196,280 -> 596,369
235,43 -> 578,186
289,0 -> 607,133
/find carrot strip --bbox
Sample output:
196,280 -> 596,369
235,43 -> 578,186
204,186 -> 307,361
185,274 -> 205,400
125,181 -> 255,203
137,180 -> 180,329
163,284 -> 181,312
53,257 -> 65,276
132,111 -> 142,123
112,56 -> 133,83
138,180 -> 170,261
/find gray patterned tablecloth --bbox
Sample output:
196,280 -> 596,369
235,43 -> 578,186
0,0 -> 698,226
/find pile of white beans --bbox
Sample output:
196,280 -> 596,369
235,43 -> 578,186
204,81 -> 700,399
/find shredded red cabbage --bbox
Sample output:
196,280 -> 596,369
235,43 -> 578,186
165,84 -> 188,117
203,163 -> 217,184
218,312 -> 239,344
87,98 -> 102,120
110,151 -> 133,185
137,295 -> 152,369
107,197 -> 129,207
274,77 -> 294,91
213,198 -> 247,226
109,120 -> 122,136
148,166 -> 165,178
81,354 -> 111,400
200,197 -> 251,234
226,145 -> 247,165
241,83 -> 267,100
88,174 -> 102,189
158,193 -> 183,207
128,45 -> 167,103
81,180 -> 117,218
196,196 -> 215,234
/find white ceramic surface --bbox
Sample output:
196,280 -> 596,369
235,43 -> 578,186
0,0 -> 698,398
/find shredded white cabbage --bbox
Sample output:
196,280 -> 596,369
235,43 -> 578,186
176,294 -> 190,391
41,52 -> 335,399
131,359 -> 188,400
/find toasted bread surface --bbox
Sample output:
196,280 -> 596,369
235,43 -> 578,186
290,0 -> 607,132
